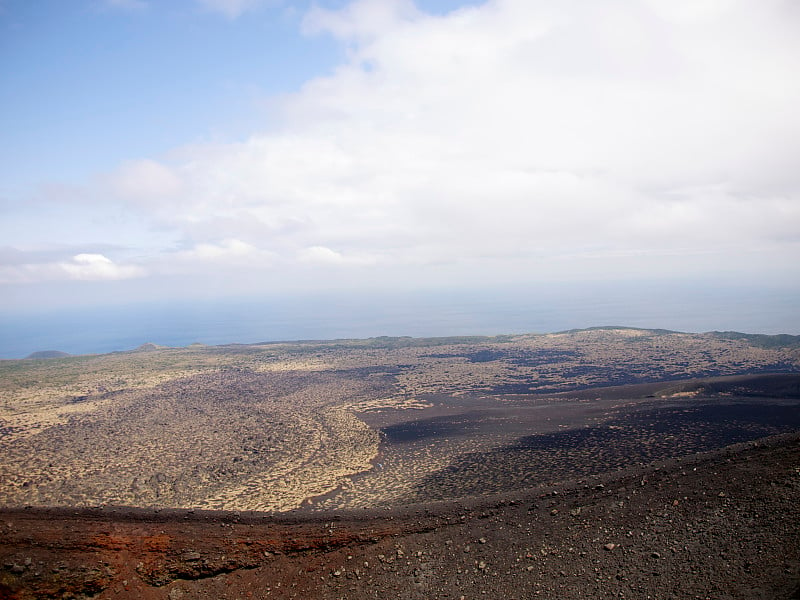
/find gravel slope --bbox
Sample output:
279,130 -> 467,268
1,433 -> 799,599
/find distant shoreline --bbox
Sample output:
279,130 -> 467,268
8,326 -> 800,361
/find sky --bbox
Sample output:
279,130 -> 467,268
1,0 -> 799,338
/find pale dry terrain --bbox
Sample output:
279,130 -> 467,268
1,328 -> 798,513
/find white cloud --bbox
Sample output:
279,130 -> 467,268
298,245 -> 345,264
109,159 -> 183,204
303,0 -> 422,41
0,253 -> 145,284
174,239 -> 265,263
88,0 -> 800,289
58,254 -> 145,281
298,245 -> 377,266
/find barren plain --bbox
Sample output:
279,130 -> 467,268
1,327 -> 799,598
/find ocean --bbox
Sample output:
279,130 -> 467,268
1,283 -> 798,359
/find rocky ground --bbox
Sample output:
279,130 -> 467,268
2,332 -> 798,598
3,329 -> 798,514
1,432 -> 798,600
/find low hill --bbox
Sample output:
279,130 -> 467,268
710,330 -> 800,349
133,343 -> 165,352
24,350 -> 69,359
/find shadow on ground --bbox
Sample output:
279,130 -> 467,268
411,400 -> 800,501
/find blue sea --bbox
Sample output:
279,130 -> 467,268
1,283 -> 798,359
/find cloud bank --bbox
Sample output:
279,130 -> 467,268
9,0 -> 800,293
0,252 -> 145,284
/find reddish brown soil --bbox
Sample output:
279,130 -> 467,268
2,433 -> 799,600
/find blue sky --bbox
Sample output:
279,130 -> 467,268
1,0 -> 799,331
1,0 -> 483,189
2,1 -> 341,189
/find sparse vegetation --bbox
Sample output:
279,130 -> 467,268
1,328 -> 798,512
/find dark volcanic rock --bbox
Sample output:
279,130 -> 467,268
0,433 -> 798,599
